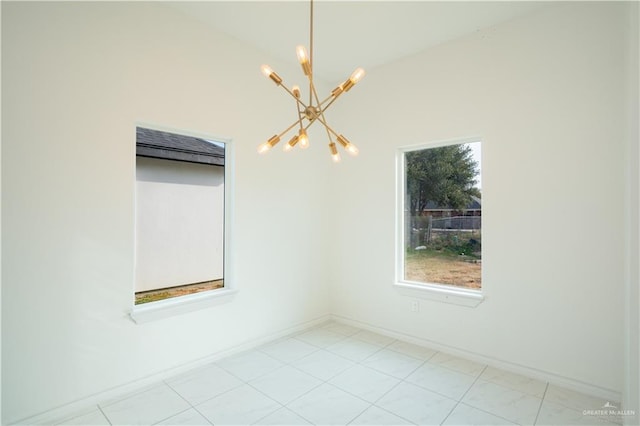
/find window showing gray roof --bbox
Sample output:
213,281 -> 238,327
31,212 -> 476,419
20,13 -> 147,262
136,127 -> 224,166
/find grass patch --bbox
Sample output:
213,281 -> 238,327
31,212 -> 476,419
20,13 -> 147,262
405,249 -> 481,289
135,279 -> 224,305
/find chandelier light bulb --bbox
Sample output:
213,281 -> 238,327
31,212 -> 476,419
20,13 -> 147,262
341,67 -> 365,92
261,64 -> 282,85
292,85 -> 301,98
258,135 -> 280,154
337,134 -> 359,156
261,64 -> 273,77
299,129 -> 309,149
296,45 -> 312,76
258,142 -> 272,154
329,142 -> 341,163
350,67 -> 366,84
284,135 -> 300,152
296,45 -> 309,64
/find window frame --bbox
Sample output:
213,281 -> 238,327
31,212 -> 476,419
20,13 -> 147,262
130,124 -> 236,323
395,137 -> 484,307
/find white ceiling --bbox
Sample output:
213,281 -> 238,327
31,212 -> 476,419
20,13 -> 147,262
167,1 -> 548,82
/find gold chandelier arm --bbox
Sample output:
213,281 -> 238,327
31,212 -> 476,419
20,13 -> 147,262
314,115 -> 339,138
318,92 -> 339,108
321,121 -> 333,144
277,82 -> 309,111
309,79 -> 334,143
296,107 -> 304,122
315,115 -> 359,155
319,94 -> 341,115
318,68 -> 366,110
276,116 -> 306,139
284,113 -> 318,136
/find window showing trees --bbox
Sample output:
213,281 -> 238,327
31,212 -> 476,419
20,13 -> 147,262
401,140 -> 482,290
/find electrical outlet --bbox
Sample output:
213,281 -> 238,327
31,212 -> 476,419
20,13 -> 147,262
411,300 -> 420,312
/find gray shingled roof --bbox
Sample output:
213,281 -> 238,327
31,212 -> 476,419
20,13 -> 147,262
136,127 -> 225,166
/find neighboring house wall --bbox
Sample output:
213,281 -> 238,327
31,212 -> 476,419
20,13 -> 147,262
136,157 -> 224,292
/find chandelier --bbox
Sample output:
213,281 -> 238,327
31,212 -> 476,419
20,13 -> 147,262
257,0 -> 365,162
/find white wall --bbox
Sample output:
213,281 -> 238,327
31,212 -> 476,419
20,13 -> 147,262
623,2 -> 640,422
2,1 -> 636,422
1,3 -> 331,423
329,2 -> 629,397
136,157 -> 225,292
0,3 -> 3,421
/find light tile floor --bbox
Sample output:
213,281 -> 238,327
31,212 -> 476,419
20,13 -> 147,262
55,321 -> 622,425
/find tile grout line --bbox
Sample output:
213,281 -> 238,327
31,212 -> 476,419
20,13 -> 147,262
218,355 -> 292,424
58,323 -> 601,426
165,338 -> 316,425
439,364 -> 489,425
533,382 -> 550,425
98,327 -> 326,423
257,334 -> 361,424
257,338 -> 324,363
294,336 -> 391,367
362,355 -> 433,424
276,327 -> 401,425
155,379 -> 204,425
175,369 -> 247,407
166,353 -> 279,420
370,404 -> 418,426
51,404 -> 104,426
384,345 -> 438,362
287,351 -> 354,382
359,349 -> 469,425
401,362 -> 484,403
96,405 -> 113,426
189,406 -> 214,426
150,407 -> 196,426
426,354 -> 486,377
242,385 -> 289,426
367,361 -> 428,425
280,359 -> 372,423
537,384 -> 618,420
345,402 -> 376,426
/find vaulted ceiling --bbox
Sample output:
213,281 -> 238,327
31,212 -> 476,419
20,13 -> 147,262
167,1 -> 549,82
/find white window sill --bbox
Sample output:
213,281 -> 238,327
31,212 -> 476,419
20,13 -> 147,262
393,280 -> 484,307
130,288 -> 237,324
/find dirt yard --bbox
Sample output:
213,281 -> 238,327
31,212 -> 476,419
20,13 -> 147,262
135,279 -> 224,305
405,252 -> 481,289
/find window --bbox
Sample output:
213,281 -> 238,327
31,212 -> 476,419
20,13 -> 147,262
397,139 -> 482,295
134,126 -> 229,307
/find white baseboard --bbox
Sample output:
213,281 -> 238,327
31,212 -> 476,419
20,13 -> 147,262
13,314 -> 331,426
15,312 -> 622,425
330,314 -> 623,403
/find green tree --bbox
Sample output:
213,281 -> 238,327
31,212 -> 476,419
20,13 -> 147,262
406,144 -> 480,221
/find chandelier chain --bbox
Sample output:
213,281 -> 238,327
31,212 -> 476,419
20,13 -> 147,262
309,0 -> 314,105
